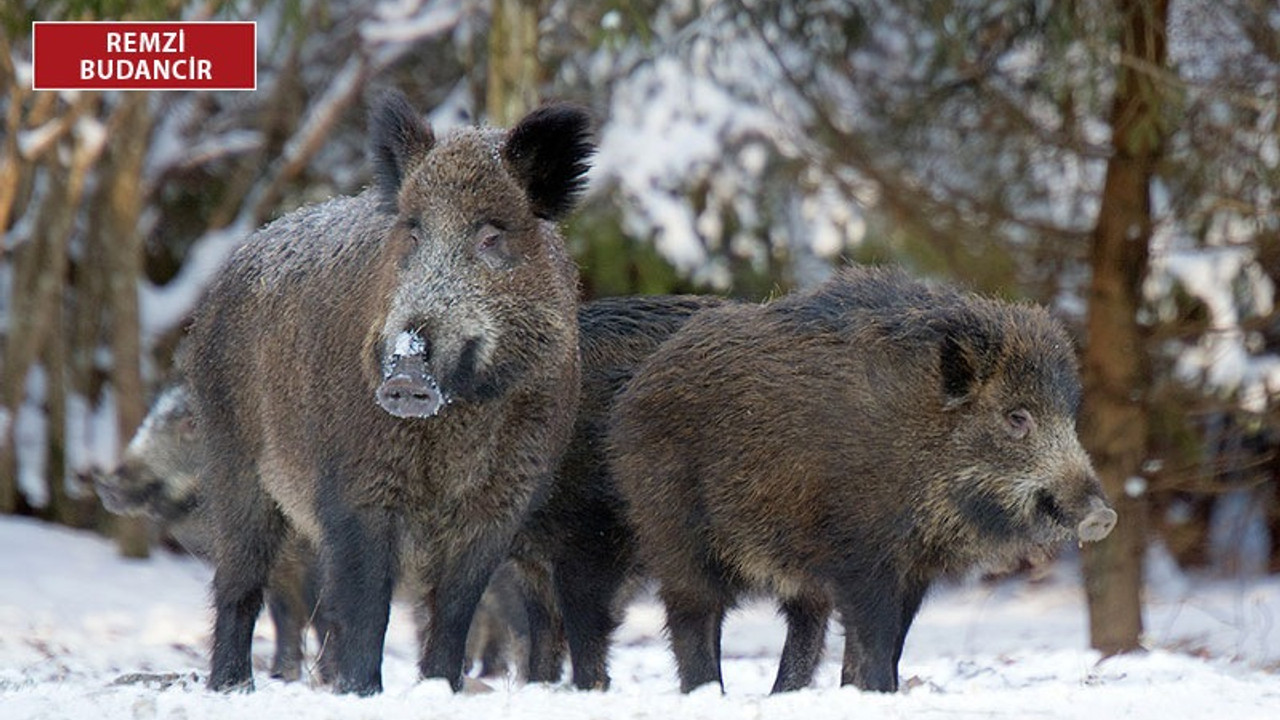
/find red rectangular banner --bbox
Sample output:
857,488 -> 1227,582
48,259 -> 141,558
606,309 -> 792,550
33,21 -> 257,91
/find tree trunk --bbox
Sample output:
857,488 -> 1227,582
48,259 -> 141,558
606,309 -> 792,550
42,260 -> 69,524
0,30 -> 25,236
0,93 -> 99,515
486,0 -> 542,126
99,94 -> 154,558
1080,0 -> 1169,657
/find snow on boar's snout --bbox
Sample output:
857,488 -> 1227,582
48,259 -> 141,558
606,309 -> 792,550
376,329 -> 446,418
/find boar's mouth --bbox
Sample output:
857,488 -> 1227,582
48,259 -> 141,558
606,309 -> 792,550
1033,488 -> 1117,543
96,471 -> 198,521
376,350 -> 449,419
1033,488 -> 1069,529
95,476 -> 142,516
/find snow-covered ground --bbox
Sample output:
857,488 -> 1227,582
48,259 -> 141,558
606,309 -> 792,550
2,515 -> 1278,719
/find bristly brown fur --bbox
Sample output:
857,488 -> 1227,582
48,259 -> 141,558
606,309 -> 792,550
609,265 -> 1112,695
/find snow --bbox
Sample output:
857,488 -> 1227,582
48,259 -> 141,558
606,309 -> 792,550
1147,246 -> 1280,413
16,120 -> 64,160
391,329 -> 427,358
14,367 -> 48,506
64,388 -> 121,482
362,0 -> 466,46
591,7 -> 868,289
3,515 -> 1278,719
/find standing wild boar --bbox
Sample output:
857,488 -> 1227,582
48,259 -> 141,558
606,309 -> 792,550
94,383 -> 324,683
609,265 -> 1118,694
185,90 -> 591,695
514,294 -> 727,689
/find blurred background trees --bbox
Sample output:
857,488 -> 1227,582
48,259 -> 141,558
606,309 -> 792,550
2,0 -> 1278,655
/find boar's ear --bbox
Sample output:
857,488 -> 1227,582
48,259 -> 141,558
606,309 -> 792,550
939,321 -> 1001,409
369,90 -> 435,210
503,103 -> 595,221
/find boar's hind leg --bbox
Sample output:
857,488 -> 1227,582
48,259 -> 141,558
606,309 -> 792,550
265,537 -> 317,682
835,578 -> 926,693
516,560 -> 566,684
420,533 -> 515,691
208,476 -> 288,692
265,590 -> 304,681
771,591 -> 832,693
662,588 -> 729,694
318,505 -> 397,696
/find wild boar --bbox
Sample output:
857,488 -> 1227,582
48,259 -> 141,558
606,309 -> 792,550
185,90 -> 591,694
609,265 -> 1118,694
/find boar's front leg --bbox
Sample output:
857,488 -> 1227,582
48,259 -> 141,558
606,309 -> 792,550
317,501 -> 398,696
835,575 -> 927,692
419,528 -> 516,691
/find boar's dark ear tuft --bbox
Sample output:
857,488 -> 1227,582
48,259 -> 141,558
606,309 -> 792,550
369,90 -> 435,210
503,103 -> 595,221
939,320 -> 1000,409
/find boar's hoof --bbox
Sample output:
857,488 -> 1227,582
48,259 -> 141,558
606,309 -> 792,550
1076,505 -> 1118,542
377,368 -> 445,418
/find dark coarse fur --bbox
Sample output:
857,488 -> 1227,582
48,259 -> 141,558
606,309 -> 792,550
185,90 -> 591,695
609,265 -> 1116,695
512,294 -> 727,690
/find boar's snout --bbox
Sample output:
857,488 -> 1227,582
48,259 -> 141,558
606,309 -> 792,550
1076,494 -> 1117,542
377,352 -> 447,419
95,464 -> 151,516
94,470 -> 130,515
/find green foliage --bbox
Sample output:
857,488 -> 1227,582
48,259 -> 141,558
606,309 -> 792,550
849,218 -> 1021,298
567,202 -> 698,300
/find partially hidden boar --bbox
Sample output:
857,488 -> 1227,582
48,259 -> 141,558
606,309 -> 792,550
514,294 -> 727,690
95,383 -> 204,550
95,383 -> 324,683
609,265 -> 1118,694
185,90 -> 591,695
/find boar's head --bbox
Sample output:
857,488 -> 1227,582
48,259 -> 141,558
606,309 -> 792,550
95,384 -> 203,522
933,301 -> 1117,548
366,90 -> 591,419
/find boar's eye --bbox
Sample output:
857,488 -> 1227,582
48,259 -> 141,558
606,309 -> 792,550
397,218 -> 421,268
177,415 -> 198,441
1005,408 -> 1035,439
475,223 -> 515,271
402,217 -> 422,242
